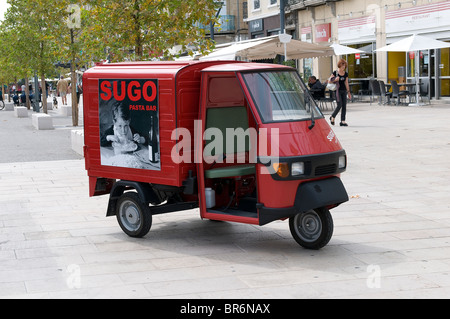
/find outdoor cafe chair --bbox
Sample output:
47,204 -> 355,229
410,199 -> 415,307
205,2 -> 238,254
319,89 -> 336,111
378,80 -> 392,105
419,80 -> 431,105
391,80 -> 411,105
369,79 -> 381,105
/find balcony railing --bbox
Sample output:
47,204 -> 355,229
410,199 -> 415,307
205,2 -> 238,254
287,0 -> 341,11
199,15 -> 236,34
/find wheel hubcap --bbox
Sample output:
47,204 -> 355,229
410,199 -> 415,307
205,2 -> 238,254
119,201 -> 141,232
295,210 -> 322,243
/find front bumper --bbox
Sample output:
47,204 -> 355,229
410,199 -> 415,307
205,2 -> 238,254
257,176 -> 348,225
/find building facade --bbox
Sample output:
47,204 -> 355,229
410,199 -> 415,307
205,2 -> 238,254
203,0 -> 250,44
245,0 -> 450,99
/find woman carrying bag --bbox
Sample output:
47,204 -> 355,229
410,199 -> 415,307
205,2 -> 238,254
329,59 -> 352,126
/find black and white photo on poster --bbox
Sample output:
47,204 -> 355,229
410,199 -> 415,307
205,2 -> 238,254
98,79 -> 160,170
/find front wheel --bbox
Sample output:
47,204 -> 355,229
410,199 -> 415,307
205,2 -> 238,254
289,208 -> 333,250
116,192 -> 152,238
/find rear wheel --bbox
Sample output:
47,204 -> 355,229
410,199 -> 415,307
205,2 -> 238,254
116,192 -> 152,238
289,208 -> 333,250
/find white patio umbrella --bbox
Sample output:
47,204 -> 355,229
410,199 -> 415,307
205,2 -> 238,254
376,34 -> 450,105
329,43 -> 364,56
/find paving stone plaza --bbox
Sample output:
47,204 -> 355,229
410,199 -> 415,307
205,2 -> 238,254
1,96 -> 449,299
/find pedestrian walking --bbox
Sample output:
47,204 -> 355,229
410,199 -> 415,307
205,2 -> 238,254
329,59 -> 351,127
57,76 -> 69,105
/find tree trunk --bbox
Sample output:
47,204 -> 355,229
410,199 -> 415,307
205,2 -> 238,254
25,77 -> 31,110
70,29 -> 78,127
133,1 -> 143,61
40,74 -> 47,114
39,40 -> 47,114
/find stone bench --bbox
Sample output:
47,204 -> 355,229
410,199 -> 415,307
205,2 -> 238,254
71,129 -> 84,156
14,106 -> 28,118
32,113 -> 53,130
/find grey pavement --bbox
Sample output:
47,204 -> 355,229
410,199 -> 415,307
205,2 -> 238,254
0,95 -> 83,163
1,96 -> 450,299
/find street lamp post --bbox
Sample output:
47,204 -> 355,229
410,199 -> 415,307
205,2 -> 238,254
210,2 -> 224,41
280,0 -> 287,62
279,0 -> 290,62
67,4 -> 81,127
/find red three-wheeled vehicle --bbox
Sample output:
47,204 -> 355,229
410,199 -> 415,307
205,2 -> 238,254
83,61 -> 348,249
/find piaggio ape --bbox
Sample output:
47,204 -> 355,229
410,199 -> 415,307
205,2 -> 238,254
82,60 -> 348,249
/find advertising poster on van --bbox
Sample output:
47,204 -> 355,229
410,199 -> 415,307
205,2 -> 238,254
98,79 -> 161,170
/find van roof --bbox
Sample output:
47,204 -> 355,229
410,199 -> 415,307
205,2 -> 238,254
88,61 -> 291,71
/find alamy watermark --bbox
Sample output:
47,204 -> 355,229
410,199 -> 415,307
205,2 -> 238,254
66,4 -> 81,29
366,264 -> 381,289
170,121 -> 280,172
66,264 -> 81,289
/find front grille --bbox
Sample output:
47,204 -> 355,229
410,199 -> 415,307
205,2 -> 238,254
315,164 -> 337,176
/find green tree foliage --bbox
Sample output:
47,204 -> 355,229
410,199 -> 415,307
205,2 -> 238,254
1,0 -> 61,112
0,0 -> 219,120
86,0 -> 219,61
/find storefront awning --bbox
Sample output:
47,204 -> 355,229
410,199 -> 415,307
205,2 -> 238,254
199,38 -> 273,61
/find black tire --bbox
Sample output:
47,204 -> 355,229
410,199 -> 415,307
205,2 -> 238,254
116,192 -> 152,238
0,100 -> 4,110
289,208 -> 333,250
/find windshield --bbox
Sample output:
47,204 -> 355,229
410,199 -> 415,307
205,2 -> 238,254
241,70 -> 322,123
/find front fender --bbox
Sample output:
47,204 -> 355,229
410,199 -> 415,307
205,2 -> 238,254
294,177 -> 348,212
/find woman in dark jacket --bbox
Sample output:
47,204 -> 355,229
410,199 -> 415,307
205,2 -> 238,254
329,59 -> 352,126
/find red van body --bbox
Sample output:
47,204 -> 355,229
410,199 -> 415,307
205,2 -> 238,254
82,60 -> 348,249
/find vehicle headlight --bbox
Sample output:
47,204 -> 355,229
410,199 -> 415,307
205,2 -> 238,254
338,155 -> 347,169
272,163 -> 290,178
291,162 -> 305,176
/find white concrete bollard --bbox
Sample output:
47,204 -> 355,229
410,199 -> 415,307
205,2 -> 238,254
60,105 -> 71,116
4,102 -> 14,111
14,106 -> 28,118
71,129 -> 84,156
32,113 -> 53,130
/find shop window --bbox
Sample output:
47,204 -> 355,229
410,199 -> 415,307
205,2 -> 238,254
347,42 -> 376,79
303,58 -> 313,82
440,48 -> 450,97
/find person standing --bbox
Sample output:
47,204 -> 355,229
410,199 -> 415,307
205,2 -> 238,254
329,59 -> 352,126
57,76 -> 69,105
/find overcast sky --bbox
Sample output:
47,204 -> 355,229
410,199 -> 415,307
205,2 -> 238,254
0,0 -> 10,21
